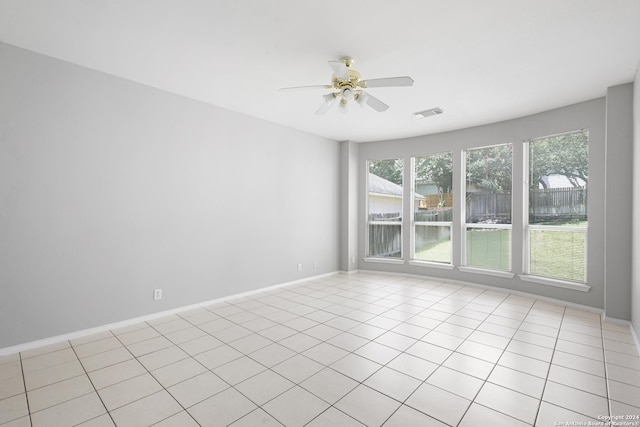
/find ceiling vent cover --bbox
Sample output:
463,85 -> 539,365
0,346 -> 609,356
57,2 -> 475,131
414,107 -> 444,118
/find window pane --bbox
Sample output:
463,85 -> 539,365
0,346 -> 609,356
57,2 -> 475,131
527,130 -> 588,282
529,229 -> 585,282
369,224 -> 402,258
466,228 -> 510,270
414,153 -> 453,264
465,145 -> 512,224
415,225 -> 451,263
368,159 -> 403,258
415,152 -> 453,212
529,130 -> 588,225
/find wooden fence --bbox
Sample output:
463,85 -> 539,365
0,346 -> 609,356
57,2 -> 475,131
415,208 -> 452,222
529,186 -> 586,222
466,192 -> 512,223
368,187 -> 585,254
368,223 -> 401,257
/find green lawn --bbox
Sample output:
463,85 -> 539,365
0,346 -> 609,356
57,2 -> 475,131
529,229 -> 585,282
465,229 -> 510,271
415,238 -> 451,263
416,227 -> 586,282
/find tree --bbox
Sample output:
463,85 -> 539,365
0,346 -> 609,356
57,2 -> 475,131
369,159 -> 403,185
529,130 -> 588,190
415,154 -> 452,205
466,145 -> 513,193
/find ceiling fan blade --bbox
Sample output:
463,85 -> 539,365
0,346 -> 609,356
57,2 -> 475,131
328,60 -> 350,80
362,76 -> 414,88
279,84 -> 330,92
362,91 -> 389,112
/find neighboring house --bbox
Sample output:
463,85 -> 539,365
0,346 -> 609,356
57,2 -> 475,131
539,174 -> 586,189
368,173 -> 424,215
415,180 -> 439,196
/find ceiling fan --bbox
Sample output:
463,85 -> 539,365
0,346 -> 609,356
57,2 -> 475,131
280,56 -> 414,115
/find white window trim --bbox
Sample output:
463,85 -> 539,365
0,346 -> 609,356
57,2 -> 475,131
465,223 -> 512,230
363,257 -> 406,265
519,274 -> 590,292
408,260 -> 454,270
458,266 -> 515,279
415,221 -> 452,227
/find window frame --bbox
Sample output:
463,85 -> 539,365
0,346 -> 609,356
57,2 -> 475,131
522,130 -> 589,285
409,153 -> 454,267
364,158 -> 405,263
462,143 -> 514,273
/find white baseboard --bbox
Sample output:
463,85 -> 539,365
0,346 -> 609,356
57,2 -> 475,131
602,315 -> 631,326
0,271 -> 340,357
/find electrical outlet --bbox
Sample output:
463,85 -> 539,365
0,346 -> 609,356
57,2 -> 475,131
313,261 -> 317,269
297,263 -> 302,272
351,256 -> 356,264
153,289 -> 162,300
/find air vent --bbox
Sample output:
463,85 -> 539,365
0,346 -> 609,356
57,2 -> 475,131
414,107 -> 444,118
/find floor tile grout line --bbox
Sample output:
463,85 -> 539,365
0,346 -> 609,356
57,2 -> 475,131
531,304 -> 564,426
107,326 -> 203,426
67,339 -> 118,427
181,278 -> 445,425
9,273 -> 639,426
448,289 -> 538,426
21,344 -> 110,422
18,351 -> 33,427
602,313 -> 614,418
533,306 -> 613,423
373,285 -> 513,426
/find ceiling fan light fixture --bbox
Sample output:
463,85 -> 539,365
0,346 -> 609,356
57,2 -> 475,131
339,99 -> 349,113
341,86 -> 355,101
315,93 -> 338,115
355,91 -> 369,108
322,92 -> 337,105
414,107 -> 444,118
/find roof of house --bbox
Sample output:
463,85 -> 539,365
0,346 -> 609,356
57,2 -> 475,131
369,173 -> 425,200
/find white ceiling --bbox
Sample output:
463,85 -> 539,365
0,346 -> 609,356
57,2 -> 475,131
1,0 -> 639,142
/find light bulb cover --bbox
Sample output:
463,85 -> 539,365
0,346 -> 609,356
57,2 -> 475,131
356,91 -> 369,108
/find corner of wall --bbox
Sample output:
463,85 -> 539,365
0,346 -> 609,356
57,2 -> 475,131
631,64 -> 640,335
604,83 -> 634,321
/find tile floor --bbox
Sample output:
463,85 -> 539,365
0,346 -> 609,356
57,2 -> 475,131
1,273 -> 640,426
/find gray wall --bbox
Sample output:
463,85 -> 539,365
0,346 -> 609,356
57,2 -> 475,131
339,141 -> 359,272
357,99 -> 608,309
0,43 -> 341,348
604,84 -> 634,320
633,66 -> 640,336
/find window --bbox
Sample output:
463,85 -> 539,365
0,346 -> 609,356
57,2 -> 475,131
367,159 -> 403,259
464,144 -> 513,270
526,130 -> 588,282
413,153 -> 453,263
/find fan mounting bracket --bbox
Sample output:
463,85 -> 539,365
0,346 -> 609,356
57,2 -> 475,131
339,56 -> 355,67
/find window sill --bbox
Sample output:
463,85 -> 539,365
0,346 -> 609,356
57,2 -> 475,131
458,266 -> 515,279
362,257 -> 406,265
408,260 -> 454,270
519,275 -> 590,292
